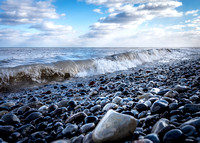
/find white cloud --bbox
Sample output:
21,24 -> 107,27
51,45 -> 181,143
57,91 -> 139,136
0,0 -> 65,25
185,10 -> 199,16
93,9 -> 104,14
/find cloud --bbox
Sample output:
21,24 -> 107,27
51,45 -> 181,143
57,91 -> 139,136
0,0 -> 65,25
185,10 -> 199,16
83,0 -> 182,39
93,9 -> 104,14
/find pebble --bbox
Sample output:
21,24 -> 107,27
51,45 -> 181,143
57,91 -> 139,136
0,125 -> 14,138
184,104 -> 200,113
150,100 -> 168,114
80,123 -> 95,134
62,123 -> 78,137
163,129 -> 184,143
181,125 -> 196,136
112,96 -> 122,104
92,109 -> 137,142
173,85 -> 189,93
1,113 -> 20,125
180,117 -> 200,129
102,103 -> 118,111
151,118 -> 169,134
145,133 -> 160,143
25,112 -> 42,122
65,112 -> 87,123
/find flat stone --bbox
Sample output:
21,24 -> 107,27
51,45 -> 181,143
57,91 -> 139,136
0,125 -> 14,137
181,125 -> 196,136
145,133 -> 160,143
90,105 -> 101,113
150,100 -> 168,114
163,129 -> 184,143
180,117 -> 200,129
62,123 -> 78,137
173,85 -> 189,93
151,118 -> 169,134
92,109 -> 137,143
102,103 -> 118,111
184,104 -> 200,113
25,112 -> 42,122
112,96 -> 122,104
80,123 -> 95,134
65,112 -> 87,123
1,113 -> 20,125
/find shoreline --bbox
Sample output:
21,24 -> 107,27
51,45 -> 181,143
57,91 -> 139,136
0,56 -> 200,142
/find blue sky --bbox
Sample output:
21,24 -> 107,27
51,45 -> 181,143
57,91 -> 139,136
0,0 -> 199,47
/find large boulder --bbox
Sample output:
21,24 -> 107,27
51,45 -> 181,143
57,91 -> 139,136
92,109 -> 137,143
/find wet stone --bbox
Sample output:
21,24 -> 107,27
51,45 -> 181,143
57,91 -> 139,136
181,125 -> 196,136
80,123 -> 95,134
90,105 -> 101,113
72,134 -> 84,143
150,100 -> 168,114
25,112 -> 42,122
92,109 -> 137,142
145,133 -> 160,143
184,104 -> 200,113
163,129 -> 184,143
135,103 -> 149,112
62,123 -> 78,137
84,116 -> 98,124
151,118 -> 169,134
102,103 -> 118,111
65,112 -> 87,123
1,113 -> 20,125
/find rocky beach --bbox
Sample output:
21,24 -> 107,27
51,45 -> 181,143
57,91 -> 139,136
0,56 -> 200,143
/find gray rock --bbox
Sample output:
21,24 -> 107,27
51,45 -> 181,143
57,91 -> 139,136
83,132 -> 94,143
112,96 -> 122,104
65,112 -> 87,123
173,85 -> 188,93
150,100 -> 168,114
62,123 -> 78,137
145,133 -> 160,143
163,129 -> 184,143
57,100 -> 68,108
52,139 -> 71,143
184,104 -> 200,113
1,113 -> 20,125
102,103 -> 118,111
0,125 -> 14,137
181,125 -> 196,136
80,123 -> 95,134
92,109 -> 137,143
25,112 -> 42,122
180,117 -> 200,129
151,118 -> 169,134
72,134 -> 84,143
90,105 -> 101,113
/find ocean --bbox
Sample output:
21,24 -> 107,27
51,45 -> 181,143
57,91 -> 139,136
0,47 -> 199,91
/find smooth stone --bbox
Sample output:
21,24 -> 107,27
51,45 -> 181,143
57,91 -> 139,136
84,116 -> 98,124
135,103 -> 149,112
180,117 -> 200,129
184,104 -> 200,113
52,139 -> 71,143
145,133 -> 160,143
57,100 -> 68,108
15,124 -> 35,135
1,113 -> 20,125
27,101 -> 43,108
72,134 -> 84,143
0,102 -> 15,108
0,125 -> 14,137
80,123 -> 95,134
112,96 -> 122,104
25,112 -> 42,122
189,95 -> 199,101
92,109 -> 137,143
38,105 -> 48,113
65,112 -> 87,123
83,132 -> 94,143
150,100 -> 168,114
169,103 -> 179,110
151,118 -> 169,134
157,90 -> 170,96
0,111 -> 8,118
48,104 -> 58,112
163,129 -> 184,143
62,123 -> 78,137
181,125 -> 196,136
173,85 -> 189,93
90,105 -> 101,113
133,139 -> 153,143
102,103 -> 118,111
150,88 -> 160,95
164,90 -> 179,98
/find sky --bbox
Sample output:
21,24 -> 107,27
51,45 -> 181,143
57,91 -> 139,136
0,0 -> 199,47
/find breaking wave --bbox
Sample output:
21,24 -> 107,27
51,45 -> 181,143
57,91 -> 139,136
0,48 -> 188,91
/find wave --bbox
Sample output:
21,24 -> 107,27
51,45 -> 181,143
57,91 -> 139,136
0,48 -> 186,91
